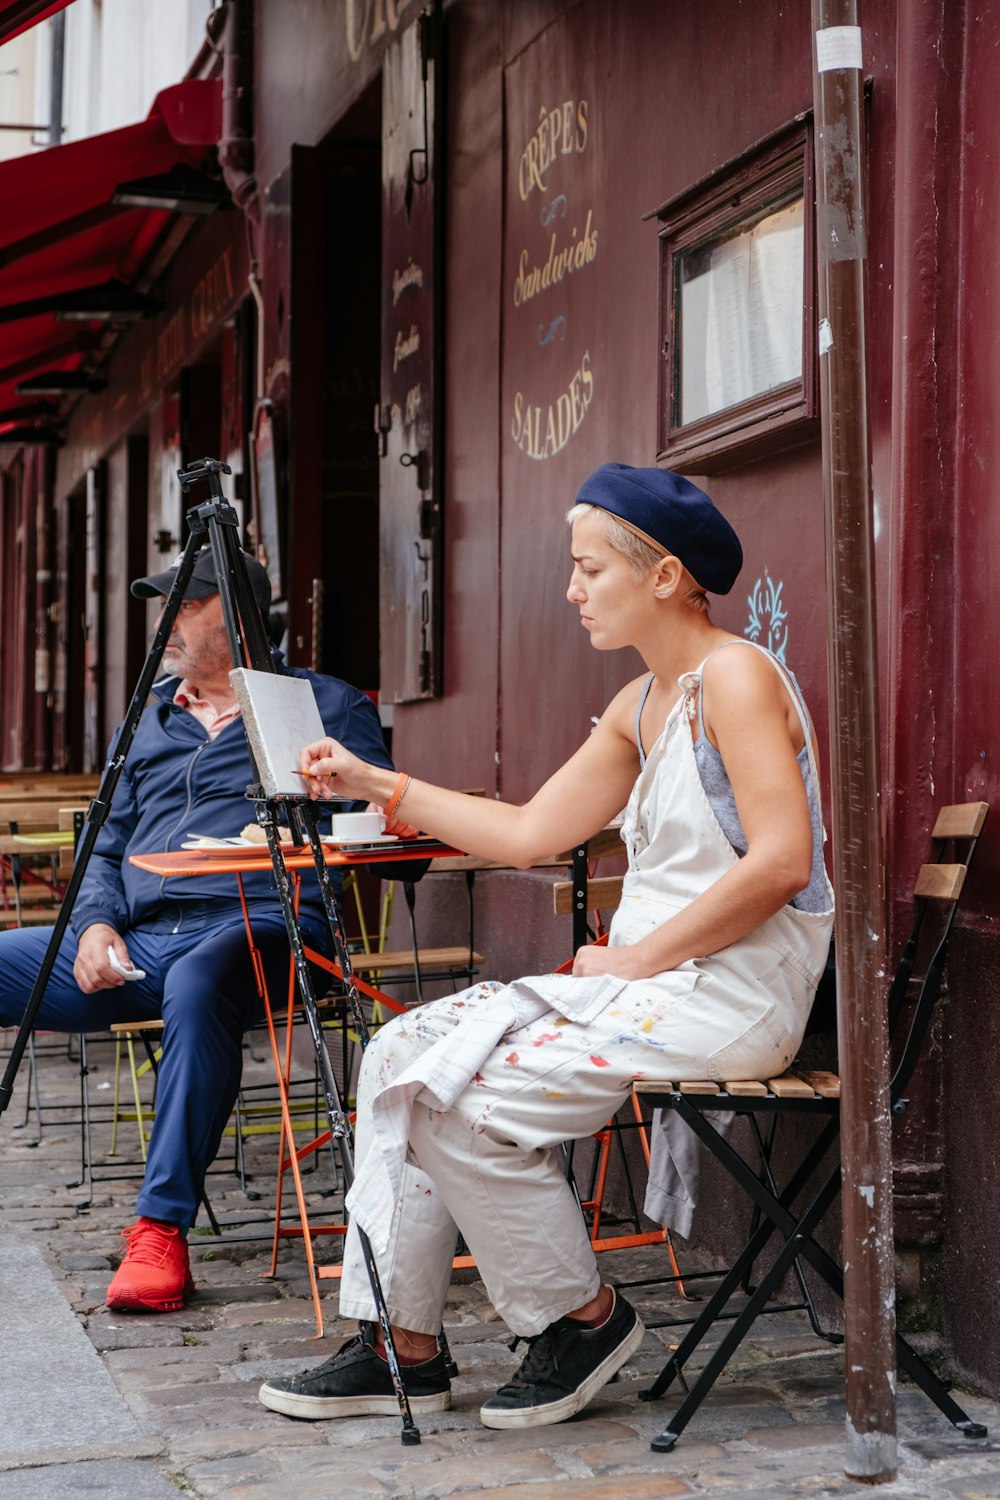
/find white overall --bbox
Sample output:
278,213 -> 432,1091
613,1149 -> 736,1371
339,643 -> 834,1338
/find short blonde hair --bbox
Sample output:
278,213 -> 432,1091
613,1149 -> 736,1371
566,501 -> 709,612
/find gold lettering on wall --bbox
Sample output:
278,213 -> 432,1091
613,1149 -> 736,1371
137,247 -> 239,403
392,259 -> 425,305
513,210 -> 598,306
190,246 -> 235,340
393,323 -> 420,372
517,99 -> 589,201
507,87 -> 598,460
404,382 -> 422,423
510,352 -> 594,461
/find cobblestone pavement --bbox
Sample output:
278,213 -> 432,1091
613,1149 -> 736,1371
2,1029 -> 1000,1499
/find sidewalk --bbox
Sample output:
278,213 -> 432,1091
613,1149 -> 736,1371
2,1030 -> 999,1500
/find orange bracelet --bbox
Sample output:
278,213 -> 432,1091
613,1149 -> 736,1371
384,772 -> 412,819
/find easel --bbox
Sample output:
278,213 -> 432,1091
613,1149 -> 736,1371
0,458 -> 426,1445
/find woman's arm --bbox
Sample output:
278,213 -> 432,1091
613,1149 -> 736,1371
575,648 -> 814,978
299,680 -> 646,867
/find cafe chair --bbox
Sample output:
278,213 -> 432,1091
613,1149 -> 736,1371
632,800 -> 990,1452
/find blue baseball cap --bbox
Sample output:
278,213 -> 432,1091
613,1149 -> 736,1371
574,463 -> 743,595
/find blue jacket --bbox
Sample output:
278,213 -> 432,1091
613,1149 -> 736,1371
70,664 -> 393,940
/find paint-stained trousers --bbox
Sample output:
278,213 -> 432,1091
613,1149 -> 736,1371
337,961 -> 708,1339
339,934 -> 801,1339
338,986 -> 611,1337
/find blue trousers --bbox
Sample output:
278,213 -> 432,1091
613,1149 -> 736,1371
0,912 -> 331,1228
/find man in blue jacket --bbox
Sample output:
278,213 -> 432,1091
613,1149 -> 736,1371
0,548 -> 395,1313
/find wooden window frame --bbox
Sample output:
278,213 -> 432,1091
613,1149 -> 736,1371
650,120 -> 817,474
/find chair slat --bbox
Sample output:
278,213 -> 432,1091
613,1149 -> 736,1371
766,1073 -> 817,1098
2,797 -> 90,821
677,1080 -> 720,1095
914,862 -> 966,901
0,907 -> 62,925
932,801 -> 988,839
552,876 -> 624,916
724,1079 -> 769,1097
351,946 -> 483,974
796,1070 -> 841,1099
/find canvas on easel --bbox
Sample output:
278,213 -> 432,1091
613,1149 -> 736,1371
229,667 -> 328,798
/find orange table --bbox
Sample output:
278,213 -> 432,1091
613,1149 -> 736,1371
130,836 -> 460,1336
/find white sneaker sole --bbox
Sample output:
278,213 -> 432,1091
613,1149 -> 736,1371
479,1312 -> 646,1429
258,1383 -> 452,1421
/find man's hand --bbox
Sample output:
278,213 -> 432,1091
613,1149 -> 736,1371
74,923 -> 133,994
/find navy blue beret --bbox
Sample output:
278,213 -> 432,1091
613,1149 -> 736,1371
574,463 -> 743,595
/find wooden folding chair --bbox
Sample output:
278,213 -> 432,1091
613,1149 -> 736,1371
351,875 -> 483,1004
633,801 -> 990,1452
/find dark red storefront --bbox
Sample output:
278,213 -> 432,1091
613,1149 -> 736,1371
243,0 -> 1000,1396
2,0 -> 998,1399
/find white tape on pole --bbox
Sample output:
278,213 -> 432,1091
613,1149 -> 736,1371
816,25 -> 863,72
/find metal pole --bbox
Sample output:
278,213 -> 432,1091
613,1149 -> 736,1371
47,10 -> 64,147
810,2 -> 897,1482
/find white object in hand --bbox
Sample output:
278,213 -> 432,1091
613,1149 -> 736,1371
107,946 -> 146,981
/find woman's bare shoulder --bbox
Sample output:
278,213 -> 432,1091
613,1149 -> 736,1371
701,639 -> 782,694
701,641 -> 801,735
597,673 -> 657,737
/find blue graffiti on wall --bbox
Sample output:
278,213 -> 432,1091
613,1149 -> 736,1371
745,572 -> 788,662
537,315 -> 568,345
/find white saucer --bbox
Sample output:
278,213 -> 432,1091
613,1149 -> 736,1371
321,833 -> 400,847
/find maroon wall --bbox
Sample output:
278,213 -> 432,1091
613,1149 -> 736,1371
250,0 -> 1000,1395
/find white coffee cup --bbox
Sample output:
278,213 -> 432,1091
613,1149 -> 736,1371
329,810 -> 386,841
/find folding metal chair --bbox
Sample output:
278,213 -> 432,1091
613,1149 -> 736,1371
634,801 -> 990,1452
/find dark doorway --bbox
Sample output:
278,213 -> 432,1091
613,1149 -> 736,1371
320,139 -> 382,691
287,82 -> 382,691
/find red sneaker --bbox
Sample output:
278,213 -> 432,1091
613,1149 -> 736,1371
106,1218 -> 195,1313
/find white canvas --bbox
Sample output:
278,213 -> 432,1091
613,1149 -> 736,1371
229,667 -> 328,798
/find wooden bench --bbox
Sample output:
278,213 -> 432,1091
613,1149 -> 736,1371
2,803 -> 84,925
0,778 -> 98,799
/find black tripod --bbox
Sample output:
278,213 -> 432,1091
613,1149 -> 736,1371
0,458 -> 425,1445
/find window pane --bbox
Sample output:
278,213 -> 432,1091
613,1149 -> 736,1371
676,195 -> 804,426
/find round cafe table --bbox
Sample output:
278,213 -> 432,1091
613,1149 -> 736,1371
128,835 -> 460,1336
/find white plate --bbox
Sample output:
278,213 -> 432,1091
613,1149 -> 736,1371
177,840 -> 302,859
180,836 -> 255,849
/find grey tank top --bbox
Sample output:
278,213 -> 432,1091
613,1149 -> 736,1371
634,658 -> 829,914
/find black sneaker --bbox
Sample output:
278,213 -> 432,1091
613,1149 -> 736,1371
258,1324 -> 452,1420
480,1290 -> 644,1429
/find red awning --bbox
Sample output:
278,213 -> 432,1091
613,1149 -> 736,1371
0,0 -> 74,46
0,79 -> 221,428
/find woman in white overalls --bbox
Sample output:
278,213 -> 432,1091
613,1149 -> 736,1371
259,463 -> 834,1432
